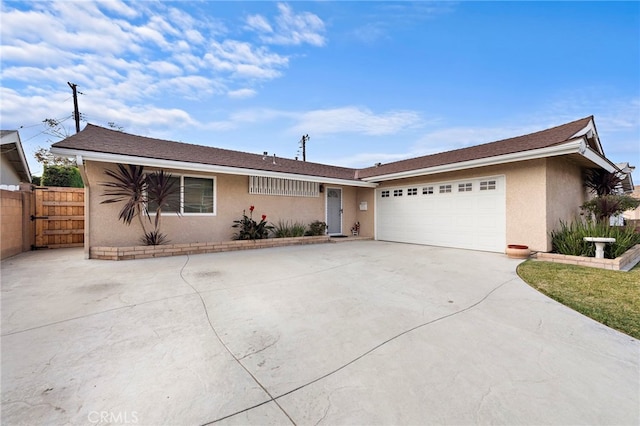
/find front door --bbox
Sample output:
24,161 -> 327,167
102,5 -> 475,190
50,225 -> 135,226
326,187 -> 342,235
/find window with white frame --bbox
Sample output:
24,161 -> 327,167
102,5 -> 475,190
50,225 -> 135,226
407,188 -> 418,196
381,190 -> 390,198
149,175 -> 215,214
249,176 -> 319,197
422,186 -> 434,195
394,189 -> 403,197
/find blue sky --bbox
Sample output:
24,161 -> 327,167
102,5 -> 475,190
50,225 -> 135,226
1,1 -> 639,182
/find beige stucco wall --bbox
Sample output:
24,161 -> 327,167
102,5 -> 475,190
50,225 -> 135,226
84,161 -> 372,247
1,189 -> 25,259
544,157 -> 586,249
355,187 -> 376,236
84,157 -> 588,251
373,158 -> 586,253
623,185 -> 640,220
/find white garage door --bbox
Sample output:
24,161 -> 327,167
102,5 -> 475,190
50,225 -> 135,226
376,176 -> 506,252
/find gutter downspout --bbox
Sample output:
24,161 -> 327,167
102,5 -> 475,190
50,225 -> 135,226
76,155 -> 90,259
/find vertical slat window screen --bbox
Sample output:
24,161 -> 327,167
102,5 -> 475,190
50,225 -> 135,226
249,176 -> 320,197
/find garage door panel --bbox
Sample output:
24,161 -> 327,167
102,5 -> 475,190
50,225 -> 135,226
376,177 -> 506,252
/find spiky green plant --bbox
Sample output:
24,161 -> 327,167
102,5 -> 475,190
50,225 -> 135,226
272,220 -> 307,238
552,218 -> 640,259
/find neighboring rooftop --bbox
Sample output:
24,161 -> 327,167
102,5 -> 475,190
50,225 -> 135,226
1,130 -> 32,183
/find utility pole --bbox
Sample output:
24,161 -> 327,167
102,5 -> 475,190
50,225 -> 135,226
299,134 -> 309,162
67,82 -> 80,134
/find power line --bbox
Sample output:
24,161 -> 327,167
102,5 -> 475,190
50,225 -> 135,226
21,115 -> 74,143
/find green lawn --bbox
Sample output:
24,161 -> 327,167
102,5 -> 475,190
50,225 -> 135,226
517,261 -> 640,339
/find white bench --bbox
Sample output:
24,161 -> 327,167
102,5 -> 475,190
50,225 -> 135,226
583,237 -> 616,259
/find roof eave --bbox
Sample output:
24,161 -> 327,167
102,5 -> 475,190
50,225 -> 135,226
570,117 -> 606,155
1,131 -> 32,183
362,138 -> 613,182
51,148 -> 378,188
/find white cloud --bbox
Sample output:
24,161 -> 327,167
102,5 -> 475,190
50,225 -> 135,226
247,2 -> 326,46
246,14 -> 273,33
335,151 -> 412,168
410,125 -> 536,156
228,88 -> 257,99
147,60 -> 183,76
291,107 -> 423,136
100,0 -> 139,19
0,41 -> 74,65
228,108 -> 289,123
592,98 -> 640,132
204,40 -> 289,79
1,0 -> 335,173
1,0 -> 325,129
272,3 -> 325,46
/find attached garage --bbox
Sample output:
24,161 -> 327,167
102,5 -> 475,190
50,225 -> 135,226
375,176 -> 506,252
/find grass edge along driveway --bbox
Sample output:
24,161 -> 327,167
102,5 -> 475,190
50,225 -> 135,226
517,260 -> 640,340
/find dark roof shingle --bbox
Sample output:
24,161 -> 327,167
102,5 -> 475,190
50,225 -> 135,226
357,116 -> 593,178
52,124 -> 359,181
52,116 -> 594,182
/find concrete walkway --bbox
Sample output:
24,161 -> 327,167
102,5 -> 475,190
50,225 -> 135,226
1,241 -> 638,425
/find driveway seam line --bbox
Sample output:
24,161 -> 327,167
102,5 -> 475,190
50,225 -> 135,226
273,278 -> 515,401
0,291 -> 198,337
178,254 -> 297,426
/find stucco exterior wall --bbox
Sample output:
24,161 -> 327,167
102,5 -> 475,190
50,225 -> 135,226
1,189 -> 25,259
623,185 -> 640,220
544,157 -> 586,250
355,187 -> 375,236
84,161 -> 367,247
504,160 -> 548,251
0,187 -> 34,259
84,158 -> 588,252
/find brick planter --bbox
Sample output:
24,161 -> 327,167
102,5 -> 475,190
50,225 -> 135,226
90,236 -> 331,261
534,244 -> 640,272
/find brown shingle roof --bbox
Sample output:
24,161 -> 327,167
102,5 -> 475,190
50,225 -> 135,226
52,124 -> 359,181
52,116 -> 594,182
357,116 -> 593,179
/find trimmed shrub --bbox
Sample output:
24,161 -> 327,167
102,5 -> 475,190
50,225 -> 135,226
306,220 -> 327,236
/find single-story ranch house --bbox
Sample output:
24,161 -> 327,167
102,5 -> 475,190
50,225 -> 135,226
51,116 -> 629,258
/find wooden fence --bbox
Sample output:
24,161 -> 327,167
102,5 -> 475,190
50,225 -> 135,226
33,187 -> 84,249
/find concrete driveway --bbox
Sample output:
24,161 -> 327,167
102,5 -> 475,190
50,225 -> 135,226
1,241 -> 638,425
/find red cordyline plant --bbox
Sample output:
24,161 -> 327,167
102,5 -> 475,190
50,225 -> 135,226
101,164 -> 180,245
581,168 -> 639,224
232,205 -> 273,240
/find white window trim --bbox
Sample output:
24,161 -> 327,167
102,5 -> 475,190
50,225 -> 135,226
149,172 -> 217,216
